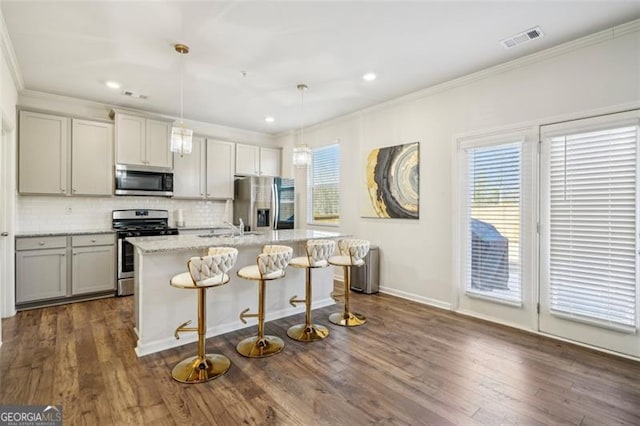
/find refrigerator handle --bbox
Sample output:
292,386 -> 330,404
272,182 -> 279,230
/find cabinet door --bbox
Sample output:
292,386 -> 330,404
72,245 -> 116,295
259,147 -> 281,177
235,143 -> 259,176
115,113 -> 145,166
72,119 -> 114,195
174,136 -> 205,198
146,119 -> 173,168
206,140 -> 235,199
19,111 -> 69,195
16,248 -> 68,303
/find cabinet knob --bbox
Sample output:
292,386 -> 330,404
60,188 -> 66,193
73,252 -> 77,256
1,232 -> 8,237
72,189 -> 77,193
39,241 -> 45,246
91,239 -> 96,243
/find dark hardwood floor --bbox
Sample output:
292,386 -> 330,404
1,291 -> 639,425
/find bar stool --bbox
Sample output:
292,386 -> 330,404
169,247 -> 238,383
328,239 -> 370,327
287,239 -> 336,341
236,245 -> 293,358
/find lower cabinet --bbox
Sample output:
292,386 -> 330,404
16,234 -> 116,308
16,248 -> 67,303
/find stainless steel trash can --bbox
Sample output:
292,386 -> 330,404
350,245 -> 379,294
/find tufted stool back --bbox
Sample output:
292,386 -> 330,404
338,239 -> 370,264
305,239 -> 336,267
187,247 -> 238,285
257,245 -> 293,277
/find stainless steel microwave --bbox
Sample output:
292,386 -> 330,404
114,164 -> 174,197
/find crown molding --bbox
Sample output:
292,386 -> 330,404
0,8 -> 23,91
302,18 -> 640,135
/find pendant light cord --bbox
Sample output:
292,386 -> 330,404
180,51 -> 184,127
300,87 -> 304,146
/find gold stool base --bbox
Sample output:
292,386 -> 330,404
329,312 -> 366,327
236,335 -> 285,358
287,323 -> 330,342
171,354 -> 231,384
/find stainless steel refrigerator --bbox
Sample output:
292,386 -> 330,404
233,176 -> 295,231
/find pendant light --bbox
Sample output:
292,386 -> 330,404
170,43 -> 193,157
292,83 -> 311,167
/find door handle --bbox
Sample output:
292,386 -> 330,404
1,232 -> 8,237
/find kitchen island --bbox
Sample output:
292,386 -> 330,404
127,229 -> 347,356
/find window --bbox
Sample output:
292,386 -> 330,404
307,144 -> 340,225
546,124 -> 638,329
462,140 -> 523,303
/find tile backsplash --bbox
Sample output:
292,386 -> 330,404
17,196 -> 231,233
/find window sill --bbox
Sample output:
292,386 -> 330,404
465,290 -> 523,308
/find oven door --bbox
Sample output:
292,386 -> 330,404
117,238 -> 135,279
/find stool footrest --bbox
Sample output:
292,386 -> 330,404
289,295 -> 306,307
239,308 -> 258,324
330,291 -> 344,301
174,320 -> 197,339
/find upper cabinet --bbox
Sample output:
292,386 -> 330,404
173,137 -> 235,199
72,119 -> 113,196
206,140 -> 235,199
235,143 -> 281,177
173,136 -> 206,199
260,147 -> 282,177
112,111 -> 172,169
19,111 -> 69,195
19,111 -> 113,196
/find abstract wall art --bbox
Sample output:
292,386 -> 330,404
362,141 -> 419,219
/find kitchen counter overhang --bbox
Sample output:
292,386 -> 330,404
128,229 -> 347,356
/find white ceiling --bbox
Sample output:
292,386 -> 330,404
3,1 -> 640,134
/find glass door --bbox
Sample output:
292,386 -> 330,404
539,111 -> 640,357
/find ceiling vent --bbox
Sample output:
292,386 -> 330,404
123,90 -> 148,100
499,26 -> 544,49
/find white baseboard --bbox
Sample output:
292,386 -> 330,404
135,297 -> 335,357
378,286 -> 451,310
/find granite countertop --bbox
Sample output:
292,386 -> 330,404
16,230 -> 116,238
127,229 -> 348,254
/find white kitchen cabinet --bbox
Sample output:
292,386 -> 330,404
173,137 -> 235,199
207,139 -> 235,199
113,111 -> 173,168
145,119 -> 173,168
235,143 -> 281,176
19,111 -> 70,195
16,235 -> 68,303
114,113 -> 146,166
72,245 -> 116,295
173,136 -> 206,198
72,119 -> 114,195
259,147 -> 282,177
235,143 -> 260,175
16,234 -> 116,308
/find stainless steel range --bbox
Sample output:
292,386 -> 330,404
112,209 -> 179,296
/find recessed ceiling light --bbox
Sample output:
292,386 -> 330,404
264,116 -> 275,123
105,81 -> 121,89
362,73 -> 377,82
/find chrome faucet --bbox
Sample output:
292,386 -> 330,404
223,219 -> 244,236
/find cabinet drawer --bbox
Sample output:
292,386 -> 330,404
16,236 -> 67,251
72,234 -> 114,247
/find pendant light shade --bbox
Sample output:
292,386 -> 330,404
171,43 -> 193,157
293,83 -> 311,167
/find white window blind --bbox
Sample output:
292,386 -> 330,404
548,125 -> 638,329
307,144 -> 340,225
465,142 -> 522,303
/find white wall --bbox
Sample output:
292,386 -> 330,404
287,23 -> 640,328
0,8 -> 20,330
